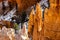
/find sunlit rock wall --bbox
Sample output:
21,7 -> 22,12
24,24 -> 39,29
44,0 -> 60,40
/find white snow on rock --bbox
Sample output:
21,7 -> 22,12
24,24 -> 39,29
0,7 -> 16,21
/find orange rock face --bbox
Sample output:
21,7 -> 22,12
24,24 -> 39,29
28,0 -> 60,40
16,0 -> 40,12
0,20 -> 14,28
28,3 -> 43,40
43,0 -> 60,40
0,0 -> 2,2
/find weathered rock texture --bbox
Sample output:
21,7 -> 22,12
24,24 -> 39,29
44,0 -> 60,40
16,0 -> 40,12
28,0 -> 60,40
